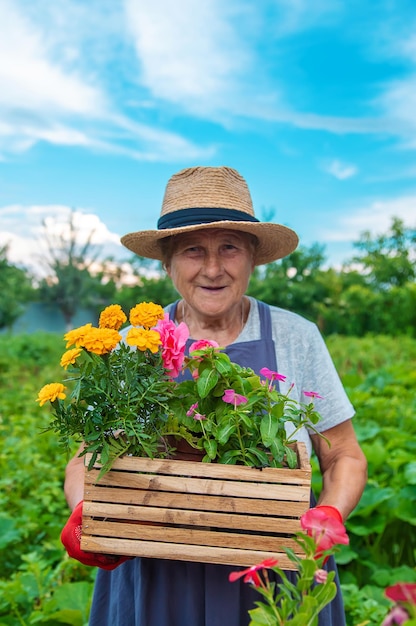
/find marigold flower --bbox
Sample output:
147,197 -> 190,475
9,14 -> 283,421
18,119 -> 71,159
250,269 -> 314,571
99,304 -> 127,330
129,302 -> 165,329
60,348 -> 82,369
36,383 -> 67,406
229,558 -> 279,587
64,323 -> 93,348
82,328 -> 122,355
222,389 -> 248,407
126,328 -> 161,353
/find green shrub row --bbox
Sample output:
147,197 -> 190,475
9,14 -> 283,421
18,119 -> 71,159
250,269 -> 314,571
0,332 -> 415,625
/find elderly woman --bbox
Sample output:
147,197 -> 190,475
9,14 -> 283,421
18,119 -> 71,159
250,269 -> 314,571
62,166 -> 367,626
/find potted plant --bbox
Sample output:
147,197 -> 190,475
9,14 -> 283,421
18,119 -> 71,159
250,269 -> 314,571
37,302 -> 326,567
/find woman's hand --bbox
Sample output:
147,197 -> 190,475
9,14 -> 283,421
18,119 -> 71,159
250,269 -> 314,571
61,501 -> 131,570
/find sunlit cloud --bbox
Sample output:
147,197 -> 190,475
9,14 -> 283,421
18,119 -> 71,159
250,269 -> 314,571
0,0 -> 213,160
0,205 -> 125,275
321,195 -> 416,243
322,159 -> 358,180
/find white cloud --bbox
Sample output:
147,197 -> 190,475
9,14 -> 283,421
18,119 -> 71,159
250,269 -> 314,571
124,0 -> 255,117
0,205 -> 124,275
321,195 -> 416,243
0,0 -> 213,160
0,0 -> 104,116
322,159 -> 358,180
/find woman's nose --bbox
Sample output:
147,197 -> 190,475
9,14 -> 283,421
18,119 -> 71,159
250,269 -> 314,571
203,252 -> 223,277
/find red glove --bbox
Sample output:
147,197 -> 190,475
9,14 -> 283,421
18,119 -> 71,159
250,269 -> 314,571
314,505 -> 343,524
61,501 -> 131,570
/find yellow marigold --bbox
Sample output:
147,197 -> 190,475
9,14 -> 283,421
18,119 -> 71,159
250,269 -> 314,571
126,328 -> 161,353
36,383 -> 67,406
129,302 -> 165,329
64,323 -> 93,348
60,347 -> 82,370
82,328 -> 121,355
99,304 -> 127,330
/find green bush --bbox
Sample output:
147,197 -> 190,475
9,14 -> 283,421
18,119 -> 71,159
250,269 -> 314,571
1,332 -> 415,624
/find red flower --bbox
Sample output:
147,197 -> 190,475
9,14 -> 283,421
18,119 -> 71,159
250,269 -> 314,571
385,583 -> 416,605
156,316 -> 189,378
229,558 -> 279,587
301,508 -> 349,555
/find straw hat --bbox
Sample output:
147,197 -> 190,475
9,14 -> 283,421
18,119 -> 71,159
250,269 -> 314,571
121,166 -> 299,266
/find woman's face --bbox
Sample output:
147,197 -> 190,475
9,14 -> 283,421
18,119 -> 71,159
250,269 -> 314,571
165,229 -> 255,320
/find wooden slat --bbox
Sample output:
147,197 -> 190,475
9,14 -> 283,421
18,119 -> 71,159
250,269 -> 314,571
83,501 -> 302,533
84,484 -> 308,517
80,536 -> 297,570
82,520 -> 300,552
85,470 -> 309,501
85,453 -> 311,485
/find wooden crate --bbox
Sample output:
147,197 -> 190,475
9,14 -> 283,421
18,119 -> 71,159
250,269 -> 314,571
81,442 -> 311,570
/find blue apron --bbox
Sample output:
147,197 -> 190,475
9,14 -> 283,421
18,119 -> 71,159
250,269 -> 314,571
88,300 -> 345,625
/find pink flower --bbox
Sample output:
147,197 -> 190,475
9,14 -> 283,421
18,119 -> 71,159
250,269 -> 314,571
186,402 -> 198,417
193,413 -> 206,421
260,367 -> 287,383
381,605 -> 410,626
314,569 -> 328,584
301,508 -> 349,555
156,315 -> 189,378
385,583 -> 416,605
303,391 -> 324,400
229,558 -> 279,587
222,389 -> 248,407
189,339 -> 219,353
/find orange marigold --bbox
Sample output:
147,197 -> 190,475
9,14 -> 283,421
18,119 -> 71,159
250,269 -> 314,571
126,328 -> 161,353
82,327 -> 122,355
129,302 -> 165,329
60,348 -> 82,370
36,383 -> 67,406
99,304 -> 127,330
64,323 -> 93,348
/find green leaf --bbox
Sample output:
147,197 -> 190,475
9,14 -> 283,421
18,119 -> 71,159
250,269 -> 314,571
203,438 -> 217,460
217,421 -> 236,445
284,445 -> 298,469
196,369 -> 219,398
260,413 -> 278,447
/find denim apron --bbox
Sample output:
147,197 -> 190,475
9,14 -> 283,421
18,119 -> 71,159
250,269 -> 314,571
89,300 -> 345,626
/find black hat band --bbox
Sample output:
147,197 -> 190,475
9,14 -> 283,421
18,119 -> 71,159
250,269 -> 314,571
157,207 -> 259,230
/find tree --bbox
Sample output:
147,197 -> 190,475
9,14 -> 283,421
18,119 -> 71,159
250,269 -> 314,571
351,217 -> 416,289
37,210 -> 116,330
117,256 -> 178,311
0,245 -> 34,330
247,243 -> 330,321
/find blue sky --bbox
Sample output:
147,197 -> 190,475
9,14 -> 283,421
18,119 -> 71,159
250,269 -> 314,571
0,0 -> 415,276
